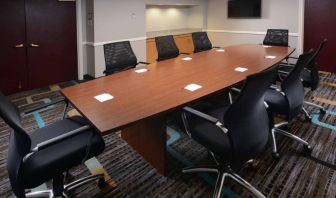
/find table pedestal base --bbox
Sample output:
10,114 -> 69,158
121,117 -> 167,175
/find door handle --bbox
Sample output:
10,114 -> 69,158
15,44 -> 24,48
30,43 -> 39,48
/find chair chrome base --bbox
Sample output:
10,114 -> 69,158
26,173 -> 105,198
302,107 -> 312,121
304,101 -> 326,113
182,165 -> 265,198
271,122 -> 312,159
302,100 -> 327,122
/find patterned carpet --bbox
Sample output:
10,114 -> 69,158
0,72 -> 335,198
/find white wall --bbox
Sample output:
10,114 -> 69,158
188,5 -> 205,29
146,6 -> 191,32
146,5 -> 205,32
79,0 -> 303,78
207,0 -> 303,55
81,0 -> 207,78
90,0 -> 146,77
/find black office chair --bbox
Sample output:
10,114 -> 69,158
264,49 -> 315,159
181,66 -> 278,198
263,29 -> 289,47
278,39 -> 328,120
103,41 -> 148,75
0,92 -> 106,198
155,35 -> 182,61
192,32 -> 213,53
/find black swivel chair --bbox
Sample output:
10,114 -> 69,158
155,35 -> 189,61
192,32 -> 215,53
264,50 -> 315,158
0,92 -> 106,198
278,39 -> 328,120
181,66 -> 278,198
263,29 -> 289,47
103,40 -> 148,75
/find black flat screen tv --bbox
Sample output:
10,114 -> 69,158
228,0 -> 262,18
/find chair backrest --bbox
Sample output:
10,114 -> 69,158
263,29 -> 289,47
223,66 -> 278,166
155,35 -> 180,61
0,92 -> 31,197
306,38 -> 328,90
103,41 -> 138,75
282,49 -> 315,120
192,32 -> 213,53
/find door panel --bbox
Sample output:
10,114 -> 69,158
304,0 -> 336,73
26,0 -> 77,89
0,0 -> 28,95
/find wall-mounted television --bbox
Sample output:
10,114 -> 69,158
228,0 -> 262,18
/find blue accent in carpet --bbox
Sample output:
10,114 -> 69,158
312,110 -> 336,131
24,99 -> 53,128
32,112 -> 45,128
72,80 -> 79,84
166,127 -> 240,198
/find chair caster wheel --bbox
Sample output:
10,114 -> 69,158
98,178 -> 107,189
320,109 -> 326,114
303,145 -> 313,154
272,152 -> 280,160
246,159 -> 258,169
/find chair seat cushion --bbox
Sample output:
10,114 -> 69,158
264,89 -> 288,116
22,116 -> 105,188
190,105 -> 231,158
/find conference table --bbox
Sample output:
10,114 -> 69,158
61,44 -> 295,175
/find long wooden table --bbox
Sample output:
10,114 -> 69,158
61,44 -> 295,175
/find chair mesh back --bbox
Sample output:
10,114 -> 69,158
282,49 -> 315,120
263,29 -> 289,47
224,66 -> 278,166
155,35 -> 179,61
192,32 -> 212,53
306,39 -> 328,90
0,92 -> 31,197
103,41 -> 138,75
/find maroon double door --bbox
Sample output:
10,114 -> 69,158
305,0 -> 336,73
0,0 -> 78,95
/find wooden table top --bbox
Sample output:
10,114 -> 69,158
61,44 -> 295,134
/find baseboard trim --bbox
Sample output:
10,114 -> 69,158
83,37 -> 147,47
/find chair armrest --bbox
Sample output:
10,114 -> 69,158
182,107 -> 228,133
278,70 -> 290,75
278,63 -> 295,68
230,87 -> 241,93
269,85 -> 285,96
137,61 -> 150,65
270,84 -> 279,90
23,125 -> 91,163
21,99 -> 67,116
180,52 -> 190,55
280,62 -> 296,66
287,56 -> 299,60
284,56 -> 299,64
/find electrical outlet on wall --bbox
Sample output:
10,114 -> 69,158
131,12 -> 136,19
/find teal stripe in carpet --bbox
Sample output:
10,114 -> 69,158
166,127 -> 240,198
312,110 -> 336,131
